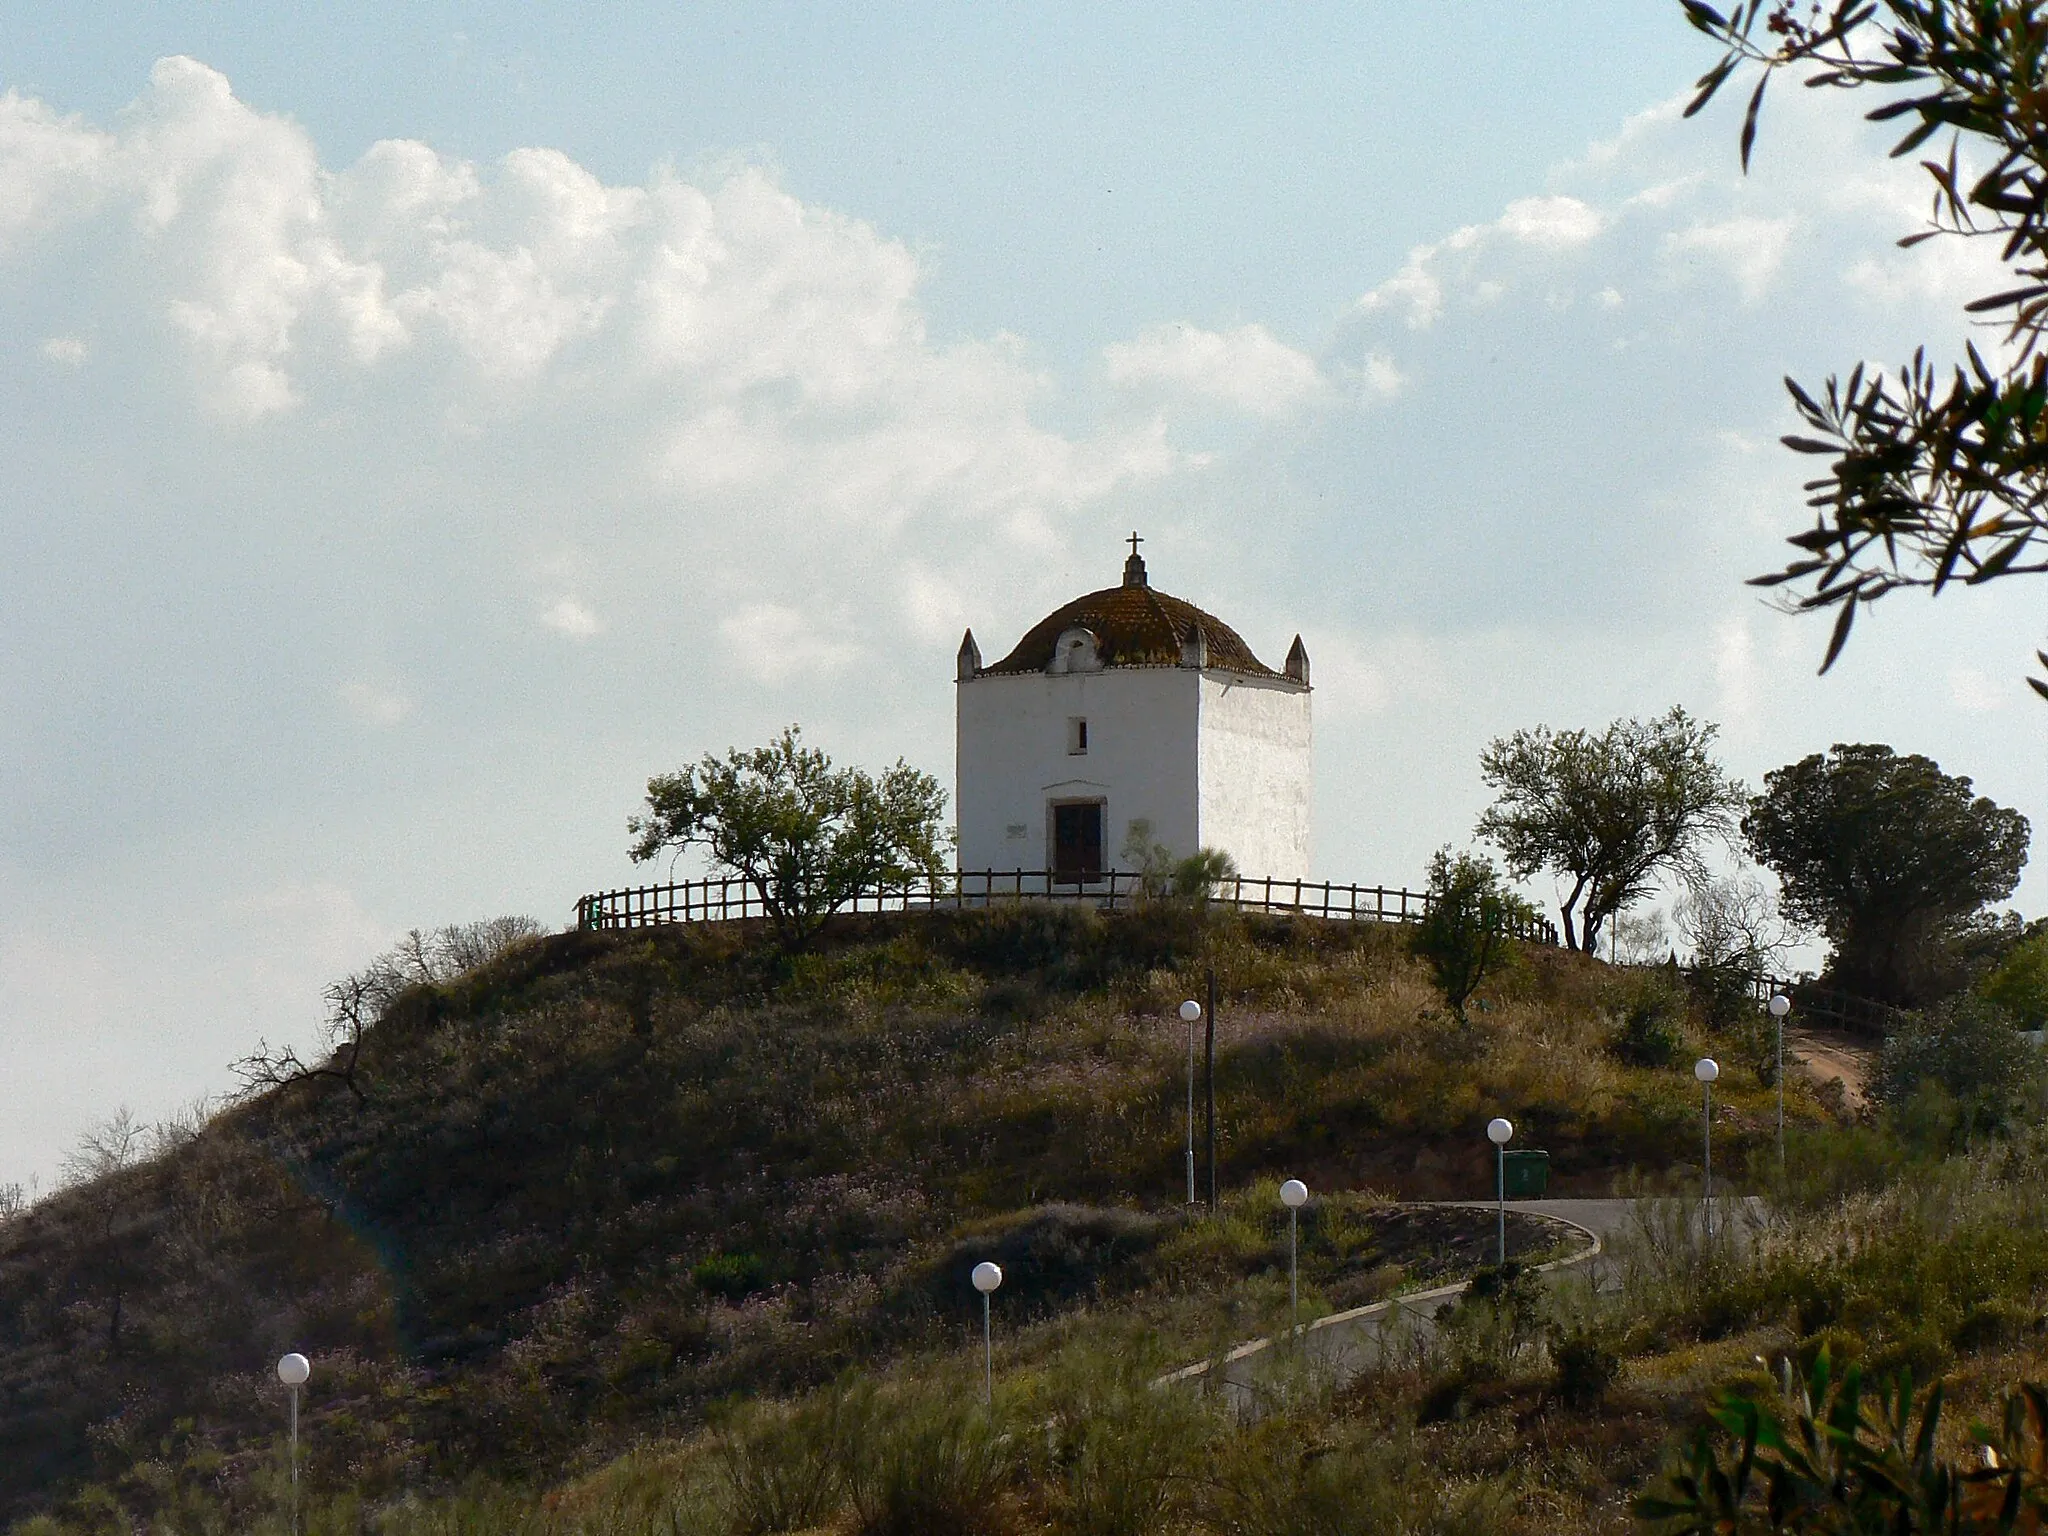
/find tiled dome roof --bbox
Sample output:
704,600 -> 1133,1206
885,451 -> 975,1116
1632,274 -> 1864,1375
982,552 -> 1281,678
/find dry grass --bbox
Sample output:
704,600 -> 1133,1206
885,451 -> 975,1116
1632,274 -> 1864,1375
27,1125 -> 2048,1534
0,907 -> 1833,1531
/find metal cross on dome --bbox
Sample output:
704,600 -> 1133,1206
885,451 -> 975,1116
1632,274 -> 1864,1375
1127,531 -> 1143,558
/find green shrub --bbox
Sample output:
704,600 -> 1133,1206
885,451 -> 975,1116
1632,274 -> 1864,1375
1550,1329 -> 1620,1408
713,1395 -> 848,1536
1770,1122 -> 1921,1207
1684,963 -> 1756,1034
1610,974 -> 1686,1068
693,1251 -> 767,1302
1035,1348 -> 1217,1536
939,902 -> 1101,975
1686,965 -> 1782,1084
1203,1416 -> 1509,1536
837,1382 -> 1016,1536
1950,1296 -> 2038,1353
1431,1261 -> 1547,1385
912,1205 -> 1170,1323
1874,994 -> 2044,1141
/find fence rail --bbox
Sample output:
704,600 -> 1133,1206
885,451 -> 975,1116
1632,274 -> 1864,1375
576,869 -> 1560,945
1739,970 -> 1908,1040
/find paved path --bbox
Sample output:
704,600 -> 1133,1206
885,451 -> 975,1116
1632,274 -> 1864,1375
1158,1196 -> 1763,1411
1451,1197 -> 1637,1241
1157,1202 -> 1605,1411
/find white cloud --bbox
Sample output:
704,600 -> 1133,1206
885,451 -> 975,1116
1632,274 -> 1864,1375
338,680 -> 413,726
0,57 -> 1182,715
1498,195 -> 1603,249
718,603 -> 857,683
39,335 -> 85,365
1713,615 -> 1762,741
1354,198 -> 1600,330
0,90 -> 114,251
1949,665 -> 2008,713
1303,629 -> 1451,723
225,882 -> 394,990
1341,350 -> 1404,401
901,566 -> 970,645
1103,321 -> 1327,417
1663,215 -> 1793,305
541,597 -> 601,639
0,54 -> 1186,529
1357,248 -> 1448,329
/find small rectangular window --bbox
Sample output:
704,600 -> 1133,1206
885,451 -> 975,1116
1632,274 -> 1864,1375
1068,717 -> 1089,755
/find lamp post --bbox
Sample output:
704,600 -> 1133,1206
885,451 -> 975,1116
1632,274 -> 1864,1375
1768,993 -> 1791,1176
1204,969 -> 1218,1213
1694,1058 -> 1720,1241
277,1352 -> 310,1536
1486,1117 -> 1514,1266
1179,1000 -> 1201,1207
1279,1179 -> 1308,1339
970,1262 -> 1002,1407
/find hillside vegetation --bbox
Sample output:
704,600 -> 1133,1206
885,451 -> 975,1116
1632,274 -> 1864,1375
269,1130 -> 2048,1536
0,904 -> 1808,1528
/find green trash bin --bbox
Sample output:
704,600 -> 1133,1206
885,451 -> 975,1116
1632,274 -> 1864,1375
1501,1149 -> 1550,1198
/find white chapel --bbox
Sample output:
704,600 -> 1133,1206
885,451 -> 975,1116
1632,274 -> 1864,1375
955,538 -> 1312,883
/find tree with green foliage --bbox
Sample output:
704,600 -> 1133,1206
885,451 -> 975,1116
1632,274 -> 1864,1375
1412,848 -> 1537,1021
1681,2 -> 2048,698
1742,743 -> 2028,1006
1476,707 -> 1745,954
629,725 -> 950,952
1983,920 -> 2048,1030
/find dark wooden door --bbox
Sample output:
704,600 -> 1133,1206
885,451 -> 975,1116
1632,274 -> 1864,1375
1052,802 -> 1104,882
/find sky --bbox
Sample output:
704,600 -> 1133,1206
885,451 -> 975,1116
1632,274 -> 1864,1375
2,4 -> 2044,1189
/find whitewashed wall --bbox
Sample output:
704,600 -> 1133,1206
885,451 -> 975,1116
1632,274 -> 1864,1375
1197,673 -> 1313,880
956,663 -> 1312,880
956,669 -> 1200,872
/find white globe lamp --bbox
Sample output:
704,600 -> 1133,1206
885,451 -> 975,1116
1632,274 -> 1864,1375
971,1262 -> 1002,1406
1278,1179 -> 1308,1336
1768,995 -> 1791,1175
1695,1058 -> 1720,1239
277,1353 -> 310,1533
1178,1001 -> 1202,1206
1485,1117 -> 1515,1264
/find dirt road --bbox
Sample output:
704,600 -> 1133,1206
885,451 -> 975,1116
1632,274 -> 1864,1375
1785,1023 -> 1875,1111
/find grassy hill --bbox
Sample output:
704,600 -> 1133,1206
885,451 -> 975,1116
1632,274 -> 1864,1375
0,903 -> 1813,1529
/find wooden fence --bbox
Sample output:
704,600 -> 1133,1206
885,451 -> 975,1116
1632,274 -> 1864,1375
576,869 -> 1561,945
1741,971 -> 1909,1041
